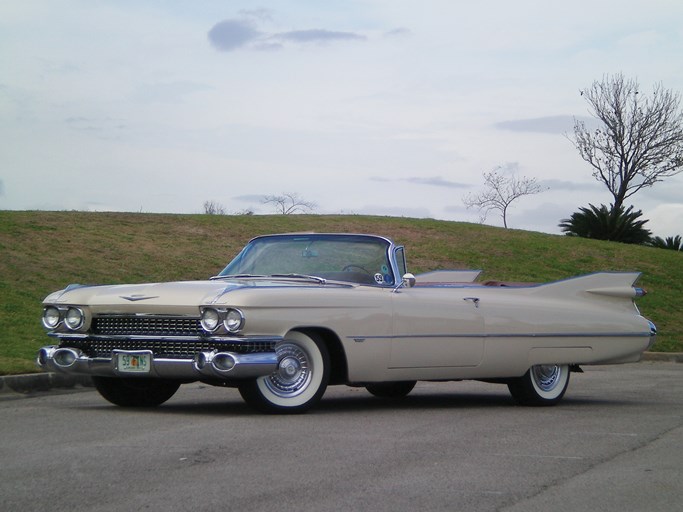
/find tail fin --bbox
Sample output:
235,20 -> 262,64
532,272 -> 643,300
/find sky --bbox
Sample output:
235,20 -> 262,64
1,0 -> 682,236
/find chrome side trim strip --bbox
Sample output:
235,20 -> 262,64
348,331 -> 652,340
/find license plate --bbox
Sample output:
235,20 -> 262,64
117,352 -> 151,373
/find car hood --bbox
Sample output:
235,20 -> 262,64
44,278 -> 348,307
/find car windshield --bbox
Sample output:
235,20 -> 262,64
217,234 -> 395,286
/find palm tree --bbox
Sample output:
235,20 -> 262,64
559,204 -> 652,244
649,235 -> 682,251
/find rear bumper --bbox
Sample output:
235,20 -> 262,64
37,345 -> 279,380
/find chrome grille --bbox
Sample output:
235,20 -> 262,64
92,316 -> 203,337
64,339 -> 277,359
71,315 -> 279,359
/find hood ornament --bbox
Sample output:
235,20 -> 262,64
120,294 -> 159,302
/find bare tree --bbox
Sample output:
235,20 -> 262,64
463,165 -> 545,228
262,192 -> 316,214
203,200 -> 226,215
572,73 -> 683,212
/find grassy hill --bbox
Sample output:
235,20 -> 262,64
1,210 -> 680,375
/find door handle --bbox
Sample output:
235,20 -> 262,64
463,297 -> 480,308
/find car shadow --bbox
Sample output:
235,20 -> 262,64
315,392 -> 514,413
77,388 -> 638,417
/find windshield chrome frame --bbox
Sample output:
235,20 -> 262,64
215,233 -> 404,287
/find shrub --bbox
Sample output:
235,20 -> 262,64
559,204 -> 652,244
649,235 -> 682,251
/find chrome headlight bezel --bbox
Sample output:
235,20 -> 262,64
200,308 -> 221,332
42,306 -> 62,329
200,307 -> 245,334
64,307 -> 85,330
43,305 -> 88,331
224,308 -> 245,333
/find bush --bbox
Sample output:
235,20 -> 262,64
649,235 -> 682,251
203,200 -> 226,215
559,204 -> 652,244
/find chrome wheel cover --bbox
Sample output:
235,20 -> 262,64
531,365 -> 562,392
264,343 -> 312,398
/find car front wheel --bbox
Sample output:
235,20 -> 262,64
238,331 -> 330,414
92,377 -> 181,407
507,364 -> 570,406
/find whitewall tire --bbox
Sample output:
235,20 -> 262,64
507,364 -> 570,406
238,331 -> 330,414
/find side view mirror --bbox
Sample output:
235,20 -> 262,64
402,273 -> 416,288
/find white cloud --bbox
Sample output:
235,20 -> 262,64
647,203 -> 683,237
273,29 -> 366,44
495,116 -> 597,135
207,16 -> 367,52
383,27 -> 412,38
371,176 -> 470,189
207,19 -> 261,51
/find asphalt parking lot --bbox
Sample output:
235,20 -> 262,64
1,362 -> 682,512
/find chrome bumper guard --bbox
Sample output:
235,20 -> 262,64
37,345 -> 279,380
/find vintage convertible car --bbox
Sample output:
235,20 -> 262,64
38,233 -> 656,413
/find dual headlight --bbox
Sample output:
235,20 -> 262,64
42,306 -> 85,330
200,307 -> 245,334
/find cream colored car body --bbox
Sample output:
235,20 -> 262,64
38,233 -> 655,412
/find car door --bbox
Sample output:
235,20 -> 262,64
390,286 -> 485,368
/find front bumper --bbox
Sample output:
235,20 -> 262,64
37,336 -> 281,380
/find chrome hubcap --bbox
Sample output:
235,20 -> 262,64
264,343 -> 311,398
280,356 -> 302,379
532,365 -> 561,391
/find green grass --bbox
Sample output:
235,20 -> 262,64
1,211 -> 680,375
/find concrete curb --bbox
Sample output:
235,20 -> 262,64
1,352 -> 681,397
641,351 -> 683,363
0,372 -> 93,397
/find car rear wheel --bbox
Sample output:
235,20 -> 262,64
238,331 -> 330,414
366,381 -> 417,398
507,364 -> 570,406
92,377 -> 181,407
